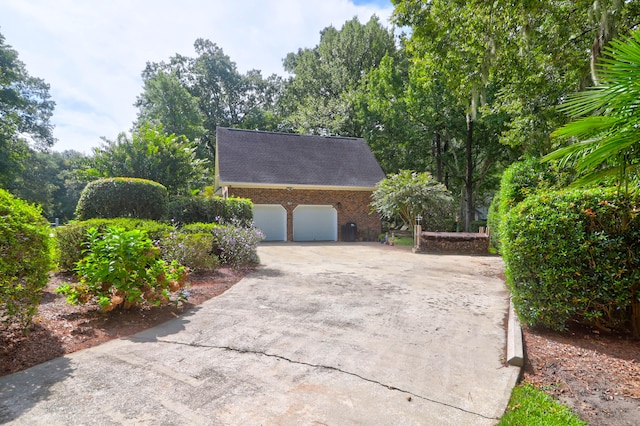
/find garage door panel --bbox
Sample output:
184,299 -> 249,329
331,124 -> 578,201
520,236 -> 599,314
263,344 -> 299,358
293,205 -> 337,241
253,205 -> 286,241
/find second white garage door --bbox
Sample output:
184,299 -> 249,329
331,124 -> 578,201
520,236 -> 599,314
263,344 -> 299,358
293,205 -> 337,241
253,204 -> 287,241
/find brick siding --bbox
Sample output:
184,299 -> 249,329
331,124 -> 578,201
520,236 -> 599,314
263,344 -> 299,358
228,187 -> 381,242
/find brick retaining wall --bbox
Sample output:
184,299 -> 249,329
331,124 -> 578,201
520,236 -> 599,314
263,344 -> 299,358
414,232 -> 489,255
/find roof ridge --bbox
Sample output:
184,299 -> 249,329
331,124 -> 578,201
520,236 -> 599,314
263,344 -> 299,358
218,127 -> 362,142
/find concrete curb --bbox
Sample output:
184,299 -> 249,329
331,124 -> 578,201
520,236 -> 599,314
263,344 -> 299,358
507,298 -> 524,367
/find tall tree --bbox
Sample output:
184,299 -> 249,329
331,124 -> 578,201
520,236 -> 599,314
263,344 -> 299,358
138,40 -> 283,159
134,70 -> 205,142
393,0 -> 512,230
0,32 -> 55,191
282,16 -> 397,136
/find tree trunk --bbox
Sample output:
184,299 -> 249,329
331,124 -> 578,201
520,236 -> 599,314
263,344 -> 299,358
464,113 -> 474,232
435,132 -> 443,183
444,138 -> 450,189
632,294 -> 640,338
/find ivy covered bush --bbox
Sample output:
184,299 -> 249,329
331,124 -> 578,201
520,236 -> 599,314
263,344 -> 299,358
55,218 -> 172,271
56,227 -> 188,311
502,187 -> 640,335
75,177 -> 168,221
0,189 -> 53,328
167,196 -> 252,225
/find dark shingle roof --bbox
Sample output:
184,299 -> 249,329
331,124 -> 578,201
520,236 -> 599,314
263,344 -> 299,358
216,127 -> 385,188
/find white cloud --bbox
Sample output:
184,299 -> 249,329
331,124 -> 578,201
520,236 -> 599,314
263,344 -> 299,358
0,0 -> 394,153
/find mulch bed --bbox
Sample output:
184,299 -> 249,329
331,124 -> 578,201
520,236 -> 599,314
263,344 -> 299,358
522,324 -> 640,425
1,268 -> 251,377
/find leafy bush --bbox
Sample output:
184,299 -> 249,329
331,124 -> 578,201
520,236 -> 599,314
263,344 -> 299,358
56,227 -> 188,311
211,221 -> 264,268
159,231 -> 219,273
502,187 -> 640,334
75,177 -> 168,221
371,170 -> 455,232
487,158 -> 572,251
55,218 -> 172,271
167,196 -> 252,225
0,189 -> 53,328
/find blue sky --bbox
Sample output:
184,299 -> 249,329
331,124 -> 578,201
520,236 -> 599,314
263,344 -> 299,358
0,0 -> 394,153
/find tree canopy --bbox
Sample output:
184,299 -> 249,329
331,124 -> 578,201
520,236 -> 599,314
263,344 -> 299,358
137,39 -> 283,158
0,32 -> 55,192
85,125 -> 210,195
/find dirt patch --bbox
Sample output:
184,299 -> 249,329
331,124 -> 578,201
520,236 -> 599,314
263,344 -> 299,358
1,268 -> 251,377
522,325 -> 640,425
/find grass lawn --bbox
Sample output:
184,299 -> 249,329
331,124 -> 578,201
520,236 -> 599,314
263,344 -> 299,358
498,383 -> 586,425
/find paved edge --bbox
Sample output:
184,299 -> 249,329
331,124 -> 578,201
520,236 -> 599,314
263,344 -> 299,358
507,298 -> 524,367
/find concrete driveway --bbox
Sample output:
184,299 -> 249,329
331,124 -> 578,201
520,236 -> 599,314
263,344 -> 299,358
0,243 -> 519,425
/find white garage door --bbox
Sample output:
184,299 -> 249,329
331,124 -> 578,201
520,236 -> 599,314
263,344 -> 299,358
293,205 -> 337,242
253,204 -> 287,241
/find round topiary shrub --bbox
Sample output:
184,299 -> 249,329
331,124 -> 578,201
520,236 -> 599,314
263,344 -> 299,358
502,187 -> 640,335
75,177 -> 168,221
0,189 -> 53,328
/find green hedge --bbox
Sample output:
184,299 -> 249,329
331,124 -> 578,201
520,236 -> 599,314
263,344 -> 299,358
55,218 -> 173,271
0,189 -> 53,327
180,222 -> 222,234
75,177 -> 168,221
503,187 -> 640,334
487,158 -> 572,251
167,196 -> 252,225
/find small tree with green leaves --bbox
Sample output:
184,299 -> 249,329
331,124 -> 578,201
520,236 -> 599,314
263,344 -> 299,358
371,170 -> 454,232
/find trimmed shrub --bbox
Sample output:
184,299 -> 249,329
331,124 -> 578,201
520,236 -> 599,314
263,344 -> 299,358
211,221 -> 264,268
180,222 -> 222,234
75,177 -> 168,221
167,196 -> 252,225
55,218 -> 172,271
159,231 -> 219,273
0,189 -> 53,328
502,187 -> 640,335
56,227 -> 188,311
487,158 -> 572,251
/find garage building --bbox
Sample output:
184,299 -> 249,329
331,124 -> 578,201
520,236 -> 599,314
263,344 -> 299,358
215,127 -> 385,242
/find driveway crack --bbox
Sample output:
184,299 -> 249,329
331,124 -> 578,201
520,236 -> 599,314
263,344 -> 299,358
133,337 -> 498,421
